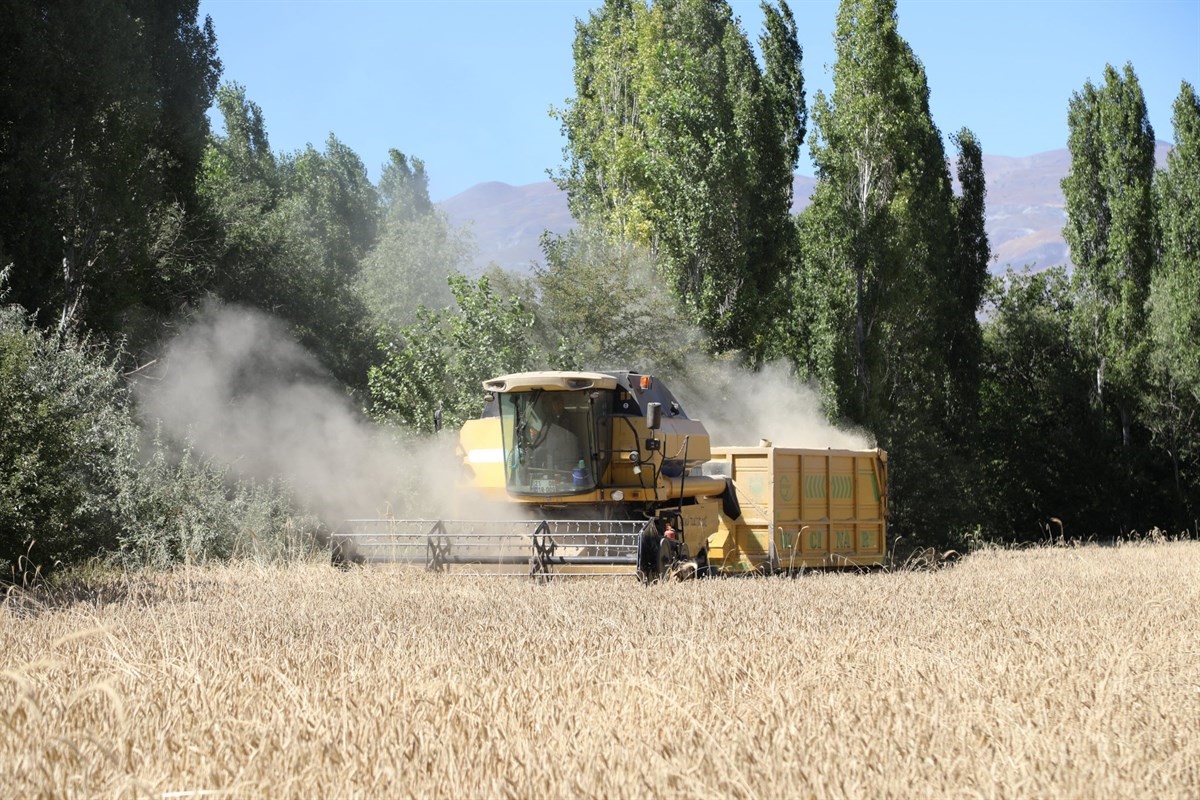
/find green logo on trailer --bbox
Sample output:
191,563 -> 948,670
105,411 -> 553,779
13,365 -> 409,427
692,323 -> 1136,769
778,473 -> 794,502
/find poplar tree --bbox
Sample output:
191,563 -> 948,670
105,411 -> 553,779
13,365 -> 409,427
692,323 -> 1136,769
1146,81 -> 1200,527
1061,63 -> 1157,447
356,150 -> 473,327
554,0 -> 805,358
1150,81 -> 1200,401
798,0 -> 960,430
945,128 -> 990,427
795,0 -> 986,541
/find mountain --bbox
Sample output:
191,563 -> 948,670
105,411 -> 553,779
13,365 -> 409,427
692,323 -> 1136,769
440,144 -> 1171,275
440,181 -> 575,271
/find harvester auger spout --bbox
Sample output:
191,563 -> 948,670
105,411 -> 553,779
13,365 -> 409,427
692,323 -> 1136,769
331,518 -> 671,580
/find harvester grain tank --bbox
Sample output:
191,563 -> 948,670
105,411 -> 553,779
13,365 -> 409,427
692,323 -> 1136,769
332,370 -> 888,579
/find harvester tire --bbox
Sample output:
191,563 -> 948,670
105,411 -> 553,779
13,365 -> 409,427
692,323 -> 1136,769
638,532 -> 680,583
330,538 -> 360,569
636,532 -> 659,583
655,537 -> 673,577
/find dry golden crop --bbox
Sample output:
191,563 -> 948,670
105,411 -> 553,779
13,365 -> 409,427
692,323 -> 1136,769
2,541 -> 1198,799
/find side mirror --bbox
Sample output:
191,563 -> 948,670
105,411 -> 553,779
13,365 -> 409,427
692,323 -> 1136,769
646,401 -> 662,431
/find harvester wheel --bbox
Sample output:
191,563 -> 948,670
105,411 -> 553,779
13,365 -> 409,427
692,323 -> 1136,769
655,538 -> 672,577
636,532 -> 659,583
655,536 -> 684,580
638,532 -> 679,583
330,538 -> 358,569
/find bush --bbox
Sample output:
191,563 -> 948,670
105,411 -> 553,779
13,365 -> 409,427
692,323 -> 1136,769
0,301 -> 322,580
116,434 -> 322,568
0,304 -> 135,576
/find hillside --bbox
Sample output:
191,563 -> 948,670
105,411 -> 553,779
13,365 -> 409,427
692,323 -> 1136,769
441,144 -> 1172,275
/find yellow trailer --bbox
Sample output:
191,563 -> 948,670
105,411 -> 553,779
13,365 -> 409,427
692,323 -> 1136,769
706,445 -> 888,572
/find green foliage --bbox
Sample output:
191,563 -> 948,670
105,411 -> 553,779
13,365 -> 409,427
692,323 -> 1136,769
0,0 -> 221,336
0,299 -> 324,579
356,150 -> 474,327
1145,81 -> 1200,530
534,228 -> 704,375
368,274 -> 538,434
554,0 -> 804,357
280,137 -> 379,279
0,304 -> 131,575
197,84 -> 283,298
116,435 -> 322,569
275,135 -> 379,386
946,128 -> 990,427
794,0 -> 985,544
799,0 -> 961,431
199,84 -> 378,389
377,149 -> 434,223
1059,63 -> 1160,532
1062,63 -> 1158,423
1150,82 -> 1200,400
973,270 -> 1116,539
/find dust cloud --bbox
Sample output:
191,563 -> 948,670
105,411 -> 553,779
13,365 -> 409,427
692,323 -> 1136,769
137,303 -> 872,532
673,360 -> 874,451
136,302 -> 480,525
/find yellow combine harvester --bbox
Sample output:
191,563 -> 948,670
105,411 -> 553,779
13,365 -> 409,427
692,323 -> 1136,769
332,370 -> 888,580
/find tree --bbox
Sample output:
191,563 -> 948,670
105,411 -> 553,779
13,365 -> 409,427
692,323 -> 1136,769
554,0 -> 805,357
356,150 -> 474,327
280,136 -> 378,282
1150,82 -> 1200,401
534,227 -> 704,376
0,0 -> 220,336
1146,81 -> 1200,529
973,269 -> 1115,539
799,0 -> 955,426
377,149 -> 434,223
1062,63 -> 1158,448
199,85 -> 378,388
945,128 -> 990,427
196,83 -> 283,303
794,0 -> 985,543
275,135 -> 379,386
368,275 -> 538,434
0,302 -> 132,574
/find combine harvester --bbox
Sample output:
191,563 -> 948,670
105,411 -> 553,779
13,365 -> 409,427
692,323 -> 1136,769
332,371 -> 888,580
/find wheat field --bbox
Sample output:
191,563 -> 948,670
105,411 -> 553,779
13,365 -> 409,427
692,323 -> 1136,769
2,541 -> 1198,799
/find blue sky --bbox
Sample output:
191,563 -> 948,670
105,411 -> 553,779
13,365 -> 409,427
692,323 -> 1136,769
199,0 -> 1200,202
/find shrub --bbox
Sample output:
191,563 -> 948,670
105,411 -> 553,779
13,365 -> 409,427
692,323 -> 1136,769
0,304 -> 137,577
116,433 -> 322,568
1,301 -> 322,579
